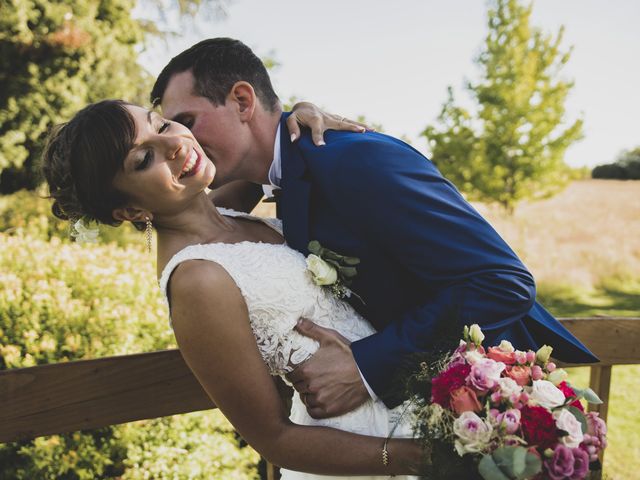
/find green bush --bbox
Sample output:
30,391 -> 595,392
0,232 -> 258,478
0,189 -> 144,247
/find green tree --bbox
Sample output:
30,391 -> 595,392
0,0 -> 153,192
422,0 -> 582,213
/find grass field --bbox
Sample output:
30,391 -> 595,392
256,179 -> 640,479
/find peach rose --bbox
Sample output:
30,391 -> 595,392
506,365 -> 532,386
450,386 -> 483,414
487,346 -> 517,365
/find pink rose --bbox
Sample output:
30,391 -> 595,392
496,408 -> 521,434
531,365 -> 544,381
515,350 -> 528,364
544,444 -> 575,480
467,358 -> 506,391
487,346 -> 517,365
506,365 -> 532,386
449,386 -> 483,414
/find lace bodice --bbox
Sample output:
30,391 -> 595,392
159,208 -> 376,376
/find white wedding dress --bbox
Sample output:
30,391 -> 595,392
159,209 -> 416,480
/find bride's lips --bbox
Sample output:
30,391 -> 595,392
179,149 -> 202,179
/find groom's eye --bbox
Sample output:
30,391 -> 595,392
177,117 -> 194,129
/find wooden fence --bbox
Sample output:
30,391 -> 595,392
1,317 -> 639,478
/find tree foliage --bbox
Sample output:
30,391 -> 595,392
0,0 -> 155,192
422,0 -> 582,212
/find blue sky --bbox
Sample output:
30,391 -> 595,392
139,0 -> 640,168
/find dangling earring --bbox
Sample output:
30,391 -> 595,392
145,217 -> 153,253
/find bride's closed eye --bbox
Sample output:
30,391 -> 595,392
135,120 -> 171,171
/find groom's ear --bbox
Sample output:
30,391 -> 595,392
112,206 -> 150,224
229,81 -> 257,122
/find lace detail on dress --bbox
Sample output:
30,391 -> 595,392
158,209 -> 375,376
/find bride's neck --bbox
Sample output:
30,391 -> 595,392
154,192 -> 233,251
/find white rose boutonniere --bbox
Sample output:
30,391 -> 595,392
71,218 -> 100,244
306,240 -> 363,302
306,254 -> 338,285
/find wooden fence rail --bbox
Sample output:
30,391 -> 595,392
1,317 -> 639,476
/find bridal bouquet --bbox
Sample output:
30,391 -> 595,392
408,325 -> 607,480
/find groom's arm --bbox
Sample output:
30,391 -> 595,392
325,136 -> 536,408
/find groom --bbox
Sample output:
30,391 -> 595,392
151,38 -> 597,418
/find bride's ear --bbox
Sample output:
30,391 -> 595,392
112,206 -> 151,224
229,81 -> 256,121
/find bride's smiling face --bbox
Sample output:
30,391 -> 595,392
112,105 -> 215,218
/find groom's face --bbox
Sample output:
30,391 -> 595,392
160,70 -> 248,187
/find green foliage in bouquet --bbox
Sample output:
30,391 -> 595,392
478,446 -> 541,480
0,233 -> 258,478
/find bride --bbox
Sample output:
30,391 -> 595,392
42,100 -> 423,479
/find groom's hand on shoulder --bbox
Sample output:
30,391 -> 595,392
286,318 -> 369,419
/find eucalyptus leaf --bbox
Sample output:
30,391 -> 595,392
490,446 -> 542,480
322,250 -> 342,261
478,455 -> 511,480
342,256 -> 361,266
582,387 -> 603,404
567,405 -> 588,434
307,241 -> 322,255
339,266 -> 358,277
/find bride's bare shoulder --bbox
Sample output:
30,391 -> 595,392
168,259 -> 245,326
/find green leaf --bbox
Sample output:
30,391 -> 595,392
342,256 -> 361,266
338,266 -> 358,278
567,406 -> 589,434
479,455 -> 511,480
582,387 -> 603,404
488,446 -> 542,480
307,241 -> 322,255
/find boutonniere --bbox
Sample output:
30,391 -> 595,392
305,240 -> 364,303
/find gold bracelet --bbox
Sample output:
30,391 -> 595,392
382,437 -> 390,467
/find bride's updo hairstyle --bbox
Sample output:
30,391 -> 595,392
42,99 -> 139,228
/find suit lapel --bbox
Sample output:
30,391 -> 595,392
279,114 -> 311,255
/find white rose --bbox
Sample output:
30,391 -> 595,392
464,349 -> 485,365
554,408 -> 584,448
529,380 -> 566,409
306,254 -> 338,286
497,377 -> 523,398
469,324 -> 485,345
453,411 -> 493,456
536,345 -> 553,364
498,340 -> 515,352
547,368 -> 569,386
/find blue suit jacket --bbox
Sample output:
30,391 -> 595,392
276,114 -> 598,408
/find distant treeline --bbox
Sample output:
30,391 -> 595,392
592,148 -> 640,180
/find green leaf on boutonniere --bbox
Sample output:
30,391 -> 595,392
306,240 -> 363,303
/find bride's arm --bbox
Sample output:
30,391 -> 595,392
168,260 -> 422,476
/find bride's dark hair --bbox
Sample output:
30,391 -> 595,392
42,100 -> 139,228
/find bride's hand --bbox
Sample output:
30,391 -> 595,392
287,102 -> 370,146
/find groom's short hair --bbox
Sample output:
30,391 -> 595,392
151,38 -> 279,112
